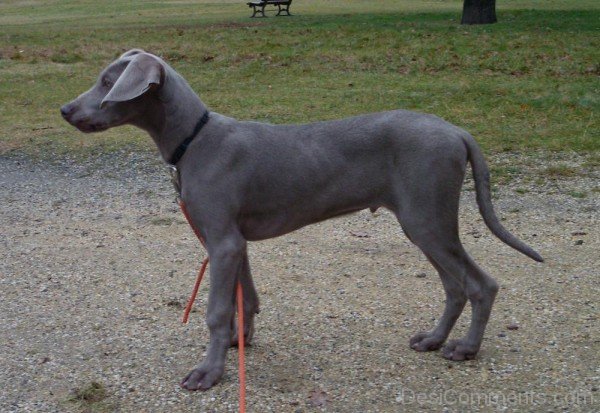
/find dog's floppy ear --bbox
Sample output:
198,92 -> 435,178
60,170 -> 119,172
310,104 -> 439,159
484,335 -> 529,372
101,53 -> 163,108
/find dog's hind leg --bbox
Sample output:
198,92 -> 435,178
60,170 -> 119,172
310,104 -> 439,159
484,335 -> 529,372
392,149 -> 498,360
409,255 -> 467,352
398,211 -> 499,360
441,254 -> 499,361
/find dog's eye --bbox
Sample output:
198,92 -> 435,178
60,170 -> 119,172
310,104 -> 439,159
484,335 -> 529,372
102,78 -> 113,88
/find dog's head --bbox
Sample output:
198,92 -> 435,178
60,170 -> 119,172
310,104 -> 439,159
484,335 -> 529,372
60,49 -> 165,133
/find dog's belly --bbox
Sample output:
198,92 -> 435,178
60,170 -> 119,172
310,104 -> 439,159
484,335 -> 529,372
237,155 -> 392,241
239,203 -> 376,241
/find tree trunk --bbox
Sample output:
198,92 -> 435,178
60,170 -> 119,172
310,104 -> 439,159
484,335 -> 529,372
461,0 -> 497,25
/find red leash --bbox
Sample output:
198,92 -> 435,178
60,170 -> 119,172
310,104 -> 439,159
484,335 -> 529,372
181,257 -> 208,324
178,199 -> 247,413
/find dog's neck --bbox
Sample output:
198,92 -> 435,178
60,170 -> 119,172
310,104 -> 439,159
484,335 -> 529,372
133,68 -> 209,163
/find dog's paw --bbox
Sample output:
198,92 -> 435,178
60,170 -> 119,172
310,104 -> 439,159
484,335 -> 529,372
180,362 -> 224,391
441,339 -> 479,361
409,331 -> 446,352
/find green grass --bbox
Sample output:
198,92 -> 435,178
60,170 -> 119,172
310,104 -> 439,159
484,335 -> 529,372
67,381 -> 114,412
0,0 -> 598,157
568,190 -> 588,199
543,163 -> 579,178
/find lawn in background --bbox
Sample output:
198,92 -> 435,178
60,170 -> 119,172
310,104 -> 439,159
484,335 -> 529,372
0,0 -> 598,156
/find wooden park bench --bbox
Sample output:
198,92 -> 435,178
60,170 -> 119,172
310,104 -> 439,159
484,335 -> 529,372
247,0 -> 292,18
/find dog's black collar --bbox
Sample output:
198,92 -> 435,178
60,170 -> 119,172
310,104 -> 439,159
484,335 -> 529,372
169,111 -> 210,165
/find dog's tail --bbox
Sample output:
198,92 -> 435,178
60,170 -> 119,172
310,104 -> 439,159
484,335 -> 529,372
463,134 -> 544,262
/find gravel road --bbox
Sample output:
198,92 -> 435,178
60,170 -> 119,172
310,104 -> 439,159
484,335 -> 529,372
1,152 -> 598,412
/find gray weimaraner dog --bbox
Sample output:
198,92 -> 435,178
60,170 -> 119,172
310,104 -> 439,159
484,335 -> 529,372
61,49 -> 543,391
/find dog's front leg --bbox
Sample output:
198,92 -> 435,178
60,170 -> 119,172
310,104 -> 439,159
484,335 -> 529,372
231,251 -> 260,347
181,235 -> 246,391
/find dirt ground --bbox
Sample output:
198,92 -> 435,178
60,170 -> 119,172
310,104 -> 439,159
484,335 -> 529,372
1,152 -> 598,412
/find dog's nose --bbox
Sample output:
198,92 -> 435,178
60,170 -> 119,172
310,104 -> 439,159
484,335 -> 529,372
60,104 -> 72,119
